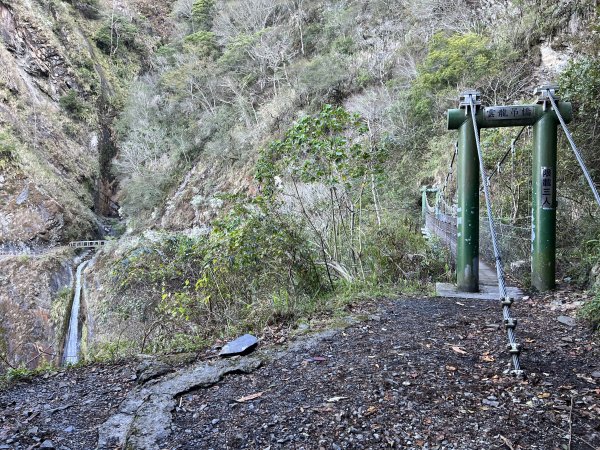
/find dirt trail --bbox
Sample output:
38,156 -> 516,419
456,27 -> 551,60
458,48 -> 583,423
0,293 -> 599,450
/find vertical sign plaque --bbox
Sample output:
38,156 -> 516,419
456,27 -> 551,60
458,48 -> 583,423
541,166 -> 554,210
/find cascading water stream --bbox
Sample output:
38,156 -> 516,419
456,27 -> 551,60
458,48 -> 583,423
63,259 -> 89,365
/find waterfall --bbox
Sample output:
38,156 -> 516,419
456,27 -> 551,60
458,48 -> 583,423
63,259 -> 89,365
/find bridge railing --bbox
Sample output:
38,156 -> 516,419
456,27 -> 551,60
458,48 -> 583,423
425,211 -> 457,257
68,241 -> 108,248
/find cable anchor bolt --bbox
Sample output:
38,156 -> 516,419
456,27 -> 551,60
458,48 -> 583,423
506,343 -> 522,355
510,369 -> 526,379
504,318 -> 518,329
501,296 -> 514,307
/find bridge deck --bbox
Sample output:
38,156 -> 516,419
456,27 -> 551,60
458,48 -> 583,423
424,211 -> 522,300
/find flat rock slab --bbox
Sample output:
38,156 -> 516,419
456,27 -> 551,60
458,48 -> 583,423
219,334 -> 259,357
436,283 -> 522,300
557,315 -> 576,327
97,356 -> 262,450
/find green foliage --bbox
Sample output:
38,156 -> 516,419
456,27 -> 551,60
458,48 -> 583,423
94,16 -> 139,56
191,0 -> 215,31
256,104 -> 446,290
295,53 -> 352,102
0,361 -> 57,386
579,289 -> 600,331
256,104 -> 387,195
419,32 -> 495,90
183,31 -> 218,58
0,131 -> 19,170
59,90 -> 88,120
410,32 -> 498,119
50,287 -> 73,349
564,236 -> 600,287
218,32 -> 260,71
363,217 -> 451,284
3,366 -> 35,383
561,57 -> 600,117
556,55 -> 600,281
110,201 -> 323,351
65,0 -> 101,20
332,36 -> 355,55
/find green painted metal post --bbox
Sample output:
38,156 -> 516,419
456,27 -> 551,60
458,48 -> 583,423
447,87 -> 572,293
531,100 -> 558,291
456,110 -> 479,292
421,187 -> 427,226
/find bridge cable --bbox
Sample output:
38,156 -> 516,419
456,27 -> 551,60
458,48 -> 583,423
440,143 -> 459,216
467,94 -> 524,378
487,126 -> 527,185
546,90 -> 600,209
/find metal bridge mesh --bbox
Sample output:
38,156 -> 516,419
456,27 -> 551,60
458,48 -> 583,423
425,202 -> 531,280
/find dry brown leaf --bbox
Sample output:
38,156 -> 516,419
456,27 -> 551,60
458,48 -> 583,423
236,391 -> 264,403
364,405 -> 378,416
481,355 -> 495,362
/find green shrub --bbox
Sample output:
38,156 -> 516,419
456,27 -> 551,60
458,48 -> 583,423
295,53 -> 352,102
0,131 -> 19,170
59,90 -> 88,120
363,218 -> 451,284
256,104 -> 386,193
219,32 -> 259,70
110,201 -> 324,351
332,36 -> 356,55
183,30 -> 217,58
191,0 -> 215,31
94,16 -> 139,56
410,32 -> 499,119
579,290 -> 600,331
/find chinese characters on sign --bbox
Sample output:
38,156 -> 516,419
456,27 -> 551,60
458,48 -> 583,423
484,106 -> 534,120
541,166 -> 554,210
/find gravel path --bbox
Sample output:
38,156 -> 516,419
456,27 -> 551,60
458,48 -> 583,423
1,292 -> 599,450
167,296 -> 600,450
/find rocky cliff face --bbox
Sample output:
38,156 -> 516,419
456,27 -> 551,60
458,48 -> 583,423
0,0 -> 100,248
0,249 -> 75,368
0,0 -> 174,370
0,0 -> 98,368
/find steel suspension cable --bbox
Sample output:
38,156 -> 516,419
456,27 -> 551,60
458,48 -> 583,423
546,90 -> 600,208
487,126 -> 527,184
440,143 -> 459,216
467,94 -> 524,377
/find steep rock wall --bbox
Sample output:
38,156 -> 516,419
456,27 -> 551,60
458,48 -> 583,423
0,248 -> 75,369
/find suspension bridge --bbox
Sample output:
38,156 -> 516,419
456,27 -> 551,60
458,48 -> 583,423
68,240 -> 108,249
422,85 -> 600,378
